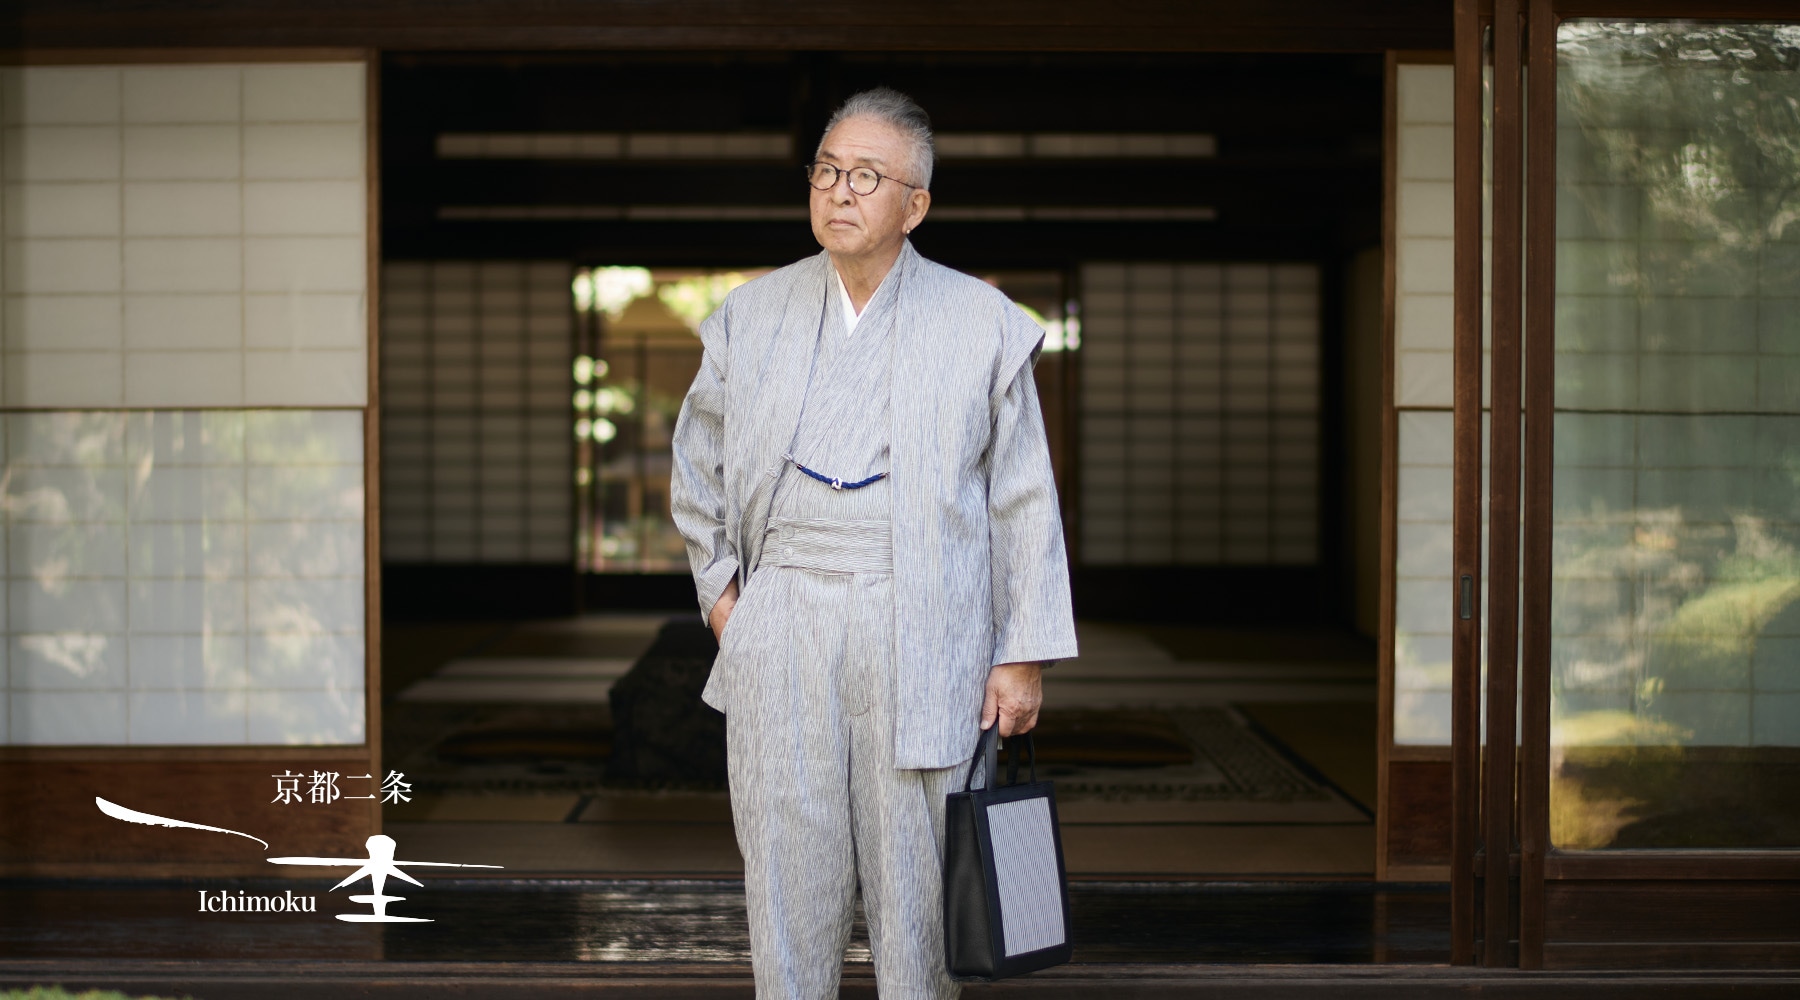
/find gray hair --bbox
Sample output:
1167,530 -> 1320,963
815,87 -> 935,191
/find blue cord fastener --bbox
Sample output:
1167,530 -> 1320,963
785,454 -> 887,491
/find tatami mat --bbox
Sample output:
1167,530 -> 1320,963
382,615 -> 1380,877
1239,701 -> 1380,810
394,619 -> 1376,706
400,657 -> 636,703
386,820 -> 745,875
395,614 -> 657,703
383,819 -> 1373,877
1048,622 -> 1375,705
1060,824 -> 1376,876
398,678 -> 620,703
437,658 -> 641,677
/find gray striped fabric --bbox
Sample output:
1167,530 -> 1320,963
762,518 -> 892,573
722,520 -> 964,1000
670,241 -> 1080,769
987,796 -> 1066,957
767,242 -> 898,524
708,289 -> 962,998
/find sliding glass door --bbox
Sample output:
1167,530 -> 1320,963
1452,1 -> 1800,968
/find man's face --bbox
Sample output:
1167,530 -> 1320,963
809,115 -> 929,262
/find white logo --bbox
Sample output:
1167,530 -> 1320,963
96,797 -> 501,923
270,834 -> 501,923
198,889 -> 317,913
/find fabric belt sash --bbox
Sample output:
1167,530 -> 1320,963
761,517 -> 893,574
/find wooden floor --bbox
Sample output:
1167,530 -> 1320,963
6,879 -> 1798,996
0,879 -> 1444,965
5,959 -> 1799,998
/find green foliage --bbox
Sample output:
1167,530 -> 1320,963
1560,22 -> 1800,290
656,272 -> 753,329
0,988 -> 189,1000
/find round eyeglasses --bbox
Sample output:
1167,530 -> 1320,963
806,161 -> 921,197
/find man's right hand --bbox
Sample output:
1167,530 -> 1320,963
708,579 -> 740,644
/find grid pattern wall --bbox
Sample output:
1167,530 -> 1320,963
1080,262 -> 1320,566
380,261 -> 573,564
1393,63 -> 1456,409
1,410 -> 366,745
1392,410 -> 1502,744
0,63 -> 368,407
1393,412 -> 1454,743
1390,65 -> 1464,745
0,62 -> 371,747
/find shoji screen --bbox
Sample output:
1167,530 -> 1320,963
378,261 -> 572,564
1079,262 -> 1320,567
0,62 -> 369,745
1390,62 -> 1461,746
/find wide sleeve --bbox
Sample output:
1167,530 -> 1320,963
986,321 -> 1080,667
669,297 -> 739,621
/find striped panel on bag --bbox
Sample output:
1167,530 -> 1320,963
986,795 -> 1065,956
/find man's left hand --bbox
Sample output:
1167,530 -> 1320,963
982,662 -> 1044,737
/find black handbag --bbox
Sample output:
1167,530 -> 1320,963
942,726 -> 1073,981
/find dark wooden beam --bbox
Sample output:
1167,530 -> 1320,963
1484,0 -> 1524,968
371,49 -> 1383,262
1517,0 -> 1556,972
378,218 -> 1352,268
1449,0 -> 1484,968
1553,0 -> 1800,13
9,1 -> 1453,53
378,51 -> 1387,134
385,162 -> 1371,212
0,757 -> 377,878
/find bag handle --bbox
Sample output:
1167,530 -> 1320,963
1006,732 -> 1038,786
963,727 -> 1039,792
964,725 -> 1001,792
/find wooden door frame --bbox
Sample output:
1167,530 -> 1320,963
1459,0 -> 1800,969
1376,48 -> 1457,890
1448,0 -> 1488,967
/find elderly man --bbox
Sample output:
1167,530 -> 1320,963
670,87 -> 1077,999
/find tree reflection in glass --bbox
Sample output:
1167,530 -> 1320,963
1552,21 -> 1800,849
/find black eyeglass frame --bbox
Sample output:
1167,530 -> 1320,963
805,161 -> 923,196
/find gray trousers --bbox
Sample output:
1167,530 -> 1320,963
719,518 -> 964,1000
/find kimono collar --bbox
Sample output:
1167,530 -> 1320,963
831,243 -> 912,337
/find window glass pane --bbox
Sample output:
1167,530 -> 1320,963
1551,21 -> 1800,850
2,409 -> 366,746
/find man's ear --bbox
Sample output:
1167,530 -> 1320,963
907,188 -> 931,231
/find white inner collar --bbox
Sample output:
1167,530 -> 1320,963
832,264 -> 881,337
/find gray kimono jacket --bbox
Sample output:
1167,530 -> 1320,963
669,241 -> 1079,770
